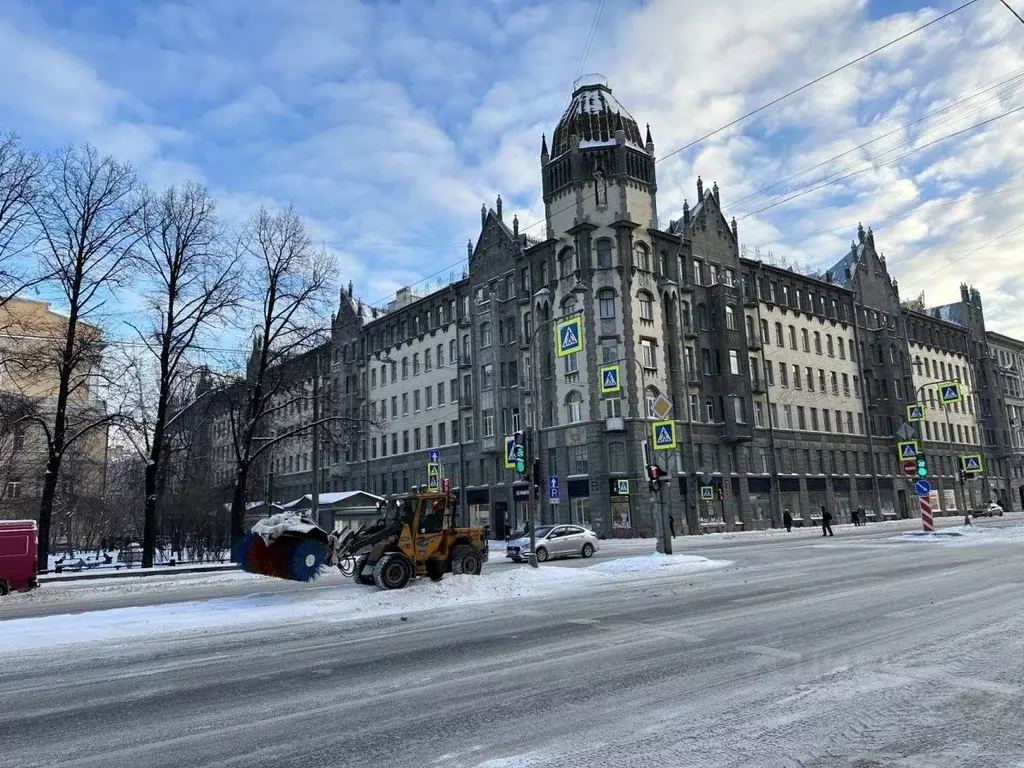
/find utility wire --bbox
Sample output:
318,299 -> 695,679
902,221 -> 1024,289
575,0 -> 607,81
999,0 -> 1024,26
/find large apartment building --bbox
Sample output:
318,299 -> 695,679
207,76 -> 1024,536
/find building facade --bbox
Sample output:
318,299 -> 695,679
207,75 -> 1024,536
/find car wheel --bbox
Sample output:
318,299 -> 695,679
581,543 -> 595,559
0,578 -> 9,596
535,547 -> 549,563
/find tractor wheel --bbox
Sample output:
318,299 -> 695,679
451,545 -> 483,575
352,554 -> 374,585
426,561 -> 445,582
0,578 -> 9,597
373,553 -> 414,590
287,538 -> 326,582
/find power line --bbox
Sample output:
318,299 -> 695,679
739,102 -> 1024,219
575,0 -> 607,81
902,220 -> 1024,289
999,0 -> 1024,26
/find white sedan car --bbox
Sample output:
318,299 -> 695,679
506,525 -> 600,563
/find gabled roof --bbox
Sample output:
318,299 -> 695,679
929,303 -> 968,327
822,243 -> 865,289
280,491 -> 384,510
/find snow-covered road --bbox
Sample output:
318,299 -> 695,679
2,522 -> 1023,767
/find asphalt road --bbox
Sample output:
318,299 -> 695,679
2,523 -> 1023,767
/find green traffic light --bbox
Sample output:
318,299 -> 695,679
515,459 -> 525,473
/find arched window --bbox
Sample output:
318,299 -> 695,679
681,301 -> 691,331
565,391 -> 583,424
801,328 -> 810,352
837,337 -> 845,359
480,322 -> 492,348
638,291 -> 654,321
634,242 -> 650,271
598,288 -> 616,319
699,304 -> 709,331
645,386 -> 660,419
725,305 -> 737,331
595,238 -> 614,268
660,251 -> 670,276
558,247 -> 575,278
813,331 -> 822,354
760,319 -> 769,343
561,294 -> 578,313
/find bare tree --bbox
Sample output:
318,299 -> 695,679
29,144 -> 142,571
224,206 -> 345,553
130,182 -> 239,568
0,132 -> 45,306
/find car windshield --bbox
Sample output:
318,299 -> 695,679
532,526 -> 555,538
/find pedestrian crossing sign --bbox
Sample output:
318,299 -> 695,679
555,316 -> 583,357
427,462 -> 440,490
897,440 -> 919,460
938,381 -> 963,405
616,479 -> 629,495
652,420 -> 677,451
599,364 -> 621,394
504,436 -> 517,469
960,454 -> 984,473
700,485 -> 714,501
906,404 -> 925,422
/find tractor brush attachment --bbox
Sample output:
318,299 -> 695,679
237,513 -> 330,582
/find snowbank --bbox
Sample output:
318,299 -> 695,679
899,525 -> 1024,544
0,553 -> 728,652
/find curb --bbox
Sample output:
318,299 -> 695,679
39,563 -> 238,583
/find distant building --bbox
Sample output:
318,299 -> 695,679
0,297 -> 108,521
203,75 -> 1024,533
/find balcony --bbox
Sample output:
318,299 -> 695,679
458,356 -> 472,368
722,421 -> 754,443
683,325 -> 697,340
744,294 -> 759,308
751,380 -> 767,394
605,417 -> 625,432
688,374 -> 701,388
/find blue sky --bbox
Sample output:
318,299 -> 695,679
2,0 -> 1024,340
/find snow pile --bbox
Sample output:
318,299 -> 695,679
588,552 -> 720,575
0,552 -> 728,652
900,525 -> 1024,544
251,513 -> 320,544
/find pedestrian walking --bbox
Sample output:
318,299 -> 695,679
783,509 -> 793,533
852,509 -> 860,527
821,506 -> 834,537
668,514 -> 676,537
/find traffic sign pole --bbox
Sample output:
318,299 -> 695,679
920,496 -> 934,532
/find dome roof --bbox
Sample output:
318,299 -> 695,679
550,76 -> 645,158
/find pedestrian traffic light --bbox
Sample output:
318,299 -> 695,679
513,431 -> 526,475
647,464 -> 667,492
959,469 -> 966,484
916,456 -> 928,478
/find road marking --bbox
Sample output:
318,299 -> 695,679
566,618 -> 600,625
740,644 -> 803,661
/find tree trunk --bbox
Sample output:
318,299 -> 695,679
142,387 -> 170,568
229,463 -> 250,560
36,452 -> 61,573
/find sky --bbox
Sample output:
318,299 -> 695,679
2,0 -> 1024,342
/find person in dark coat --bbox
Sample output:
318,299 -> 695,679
783,509 -> 793,533
821,506 -> 834,537
851,508 -> 860,527
668,514 -> 676,537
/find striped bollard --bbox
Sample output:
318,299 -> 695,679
919,497 -> 934,532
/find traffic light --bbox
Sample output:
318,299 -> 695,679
959,469 -> 967,485
513,431 -> 526,475
647,464 -> 667,492
533,457 -> 541,498
717,486 -> 724,501
916,456 -> 928,478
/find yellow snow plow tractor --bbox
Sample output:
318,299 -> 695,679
236,490 -> 489,590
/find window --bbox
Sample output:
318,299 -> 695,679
765,362 -> 774,386
805,366 -> 814,390
729,350 -> 741,375
450,378 -> 458,402
438,382 -> 445,406
847,412 -> 855,433
462,373 -> 472,401
462,333 -> 471,361
569,445 -> 589,474
733,397 -> 746,424
689,394 -> 700,421
439,422 -> 447,445
639,291 -> 654,321
837,337 -> 846,359
754,401 -> 765,427
413,389 -> 421,412
775,322 -> 784,346
413,353 -> 420,375
370,369 -> 377,389
482,409 -> 495,437
641,339 -> 656,369
761,319 -> 770,344
826,335 -> 834,357
797,406 -> 807,430
605,398 -> 622,418
801,328 -> 810,352
686,347 -> 697,379
608,442 -> 626,473
788,325 -> 797,350
701,348 -> 712,376
823,410 -> 832,432
482,364 -> 493,390
599,289 -> 616,319
842,373 -> 850,396
391,396 -> 398,418
564,352 -> 579,374
425,386 -> 433,409
792,364 -> 801,389
480,322 -> 492,348
414,428 -> 422,451
813,332 -> 822,355
783,404 -> 794,429
645,387 -> 659,418
725,305 -> 737,331
693,261 -> 703,285
601,338 -> 618,364
566,391 -> 583,423
831,371 -> 839,395
779,362 -> 788,387
634,242 -> 650,271
402,431 -> 409,452
853,375 -> 860,397
402,357 -> 409,378
596,238 -> 613,268
810,408 -> 820,431
706,397 -> 716,422
558,248 -> 574,278
698,304 -> 709,330
402,393 -> 409,416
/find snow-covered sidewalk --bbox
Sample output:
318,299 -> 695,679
899,523 -> 1024,543
0,553 -> 727,652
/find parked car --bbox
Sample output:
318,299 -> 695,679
0,519 -> 38,595
506,525 -> 600,563
972,502 -> 1004,518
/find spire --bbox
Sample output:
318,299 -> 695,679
540,133 -> 549,160
645,123 -> 654,153
696,176 -> 703,200
513,214 -> 519,238
712,181 -> 720,205
683,199 -> 690,230
731,217 -> 738,240
480,203 -> 486,228
467,239 -> 473,260
347,280 -> 353,297
857,222 -> 866,244
496,194 -> 503,221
